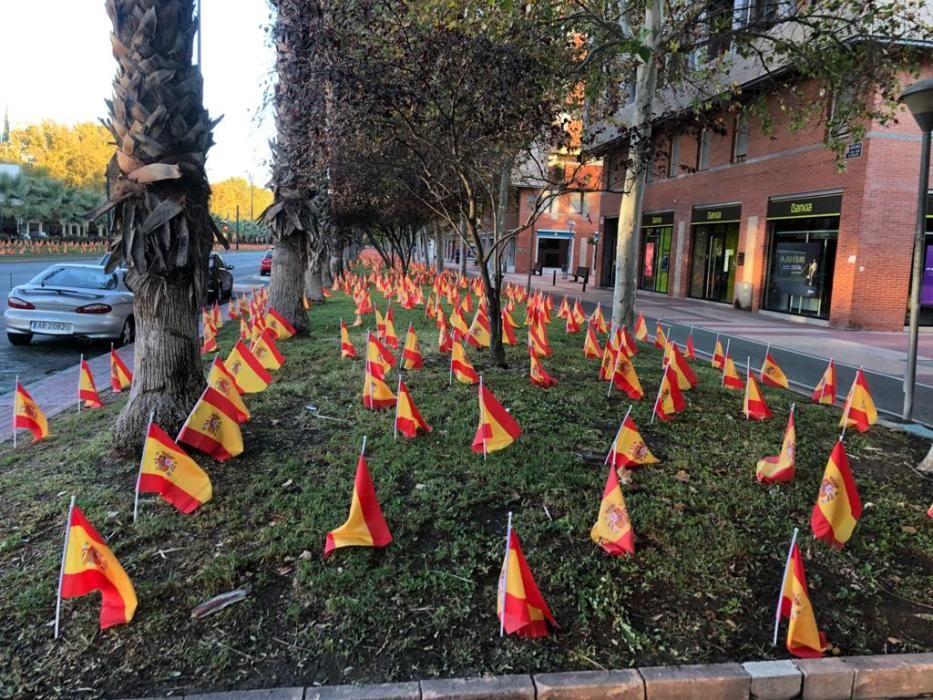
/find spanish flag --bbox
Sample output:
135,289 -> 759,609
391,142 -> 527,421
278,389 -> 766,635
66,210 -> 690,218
438,317 -> 454,353
472,382 -> 521,454
583,325 -> 602,359
228,295 -> 239,319
666,343 -> 697,390
744,367 -> 773,420
654,322 -> 667,349
138,422 -> 212,514
634,313 -> 649,342
498,528 -> 557,638
565,312 -> 581,334
467,307 -> 491,349
363,368 -> 396,409
14,382 -> 49,443
383,304 -> 399,349
760,351 -> 789,389
340,320 -> 358,359
590,303 -> 608,334
177,387 -> 244,461
529,323 -> 553,357
110,345 -> 133,392
59,503 -> 137,630
599,339 -> 617,381
756,409 -> 795,483
654,365 -> 686,422
78,358 -> 103,409
395,380 -> 431,438
591,465 -> 635,556
402,323 -> 424,370
572,300 -> 586,327
367,332 -> 396,379
557,296 -> 571,320
451,341 -> 479,385
239,317 -> 250,341
610,352 -> 644,400
374,307 -> 386,337
722,354 -> 743,390
251,328 -> 285,371
712,337 -> 725,370
810,440 -> 862,549
200,328 -> 218,355
207,356 -> 249,423
225,340 -> 272,393
324,452 -> 392,557
780,542 -> 828,658
608,414 -> 659,467
685,333 -> 697,359
501,312 -> 518,345
839,369 -> 876,433
450,307 -> 469,340
503,307 -> 519,329
265,307 -> 297,340
621,327 -> 638,356
812,359 -> 836,405
529,350 -> 558,388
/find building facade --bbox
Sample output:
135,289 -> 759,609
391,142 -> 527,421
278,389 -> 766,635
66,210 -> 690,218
593,76 -> 933,331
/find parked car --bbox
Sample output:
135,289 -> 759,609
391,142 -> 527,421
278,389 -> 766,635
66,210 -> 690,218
97,251 -> 234,304
260,249 -> 273,276
4,264 -> 135,347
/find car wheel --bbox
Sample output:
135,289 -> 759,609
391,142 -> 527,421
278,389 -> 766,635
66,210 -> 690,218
7,332 -> 32,346
116,316 -> 135,347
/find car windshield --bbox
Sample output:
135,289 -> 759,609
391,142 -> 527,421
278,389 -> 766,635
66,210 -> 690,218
31,267 -> 118,290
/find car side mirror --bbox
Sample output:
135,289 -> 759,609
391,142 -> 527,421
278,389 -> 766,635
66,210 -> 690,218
227,264 -> 235,270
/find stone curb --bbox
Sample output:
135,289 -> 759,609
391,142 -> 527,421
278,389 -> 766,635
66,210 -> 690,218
125,653 -> 933,700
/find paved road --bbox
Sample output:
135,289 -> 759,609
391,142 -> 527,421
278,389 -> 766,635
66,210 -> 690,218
0,250 -> 267,390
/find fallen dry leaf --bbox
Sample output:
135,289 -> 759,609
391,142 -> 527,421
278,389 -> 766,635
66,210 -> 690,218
675,470 -> 690,482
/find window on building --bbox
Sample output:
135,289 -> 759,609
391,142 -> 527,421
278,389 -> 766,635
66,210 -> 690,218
548,194 -> 561,215
569,193 -> 591,217
669,135 -> 681,177
697,129 -> 712,170
732,113 -> 749,163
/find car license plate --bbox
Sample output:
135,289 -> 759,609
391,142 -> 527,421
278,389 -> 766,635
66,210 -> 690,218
30,321 -> 73,334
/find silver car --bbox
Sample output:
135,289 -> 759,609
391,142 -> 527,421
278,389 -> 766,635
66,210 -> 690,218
4,264 -> 135,347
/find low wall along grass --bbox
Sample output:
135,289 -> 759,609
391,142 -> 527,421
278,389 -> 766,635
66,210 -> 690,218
1,286 -> 931,698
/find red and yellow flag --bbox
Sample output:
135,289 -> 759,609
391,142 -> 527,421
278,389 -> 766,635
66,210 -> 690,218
840,369 -> 876,433
395,380 -> 431,438
383,304 -> 399,349
760,352 -> 789,389
654,365 -> 686,422
744,369 -> 773,420
14,383 -> 48,443
591,465 -> 635,556
666,343 -> 697,390
812,359 -> 836,405
712,338 -> 725,370
438,317 -> 454,353
583,325 -> 602,359
110,346 -> 133,392
177,387 -> 244,461
451,341 -> 479,385
557,296 -> 571,321
239,317 -> 250,341
780,543 -> 828,658
811,440 -> 862,549
590,303 -> 608,334
722,354 -> 743,390
685,334 -> 696,359
449,307 -> 469,340
324,454 -> 393,557
363,369 -> 396,409
139,423 -> 212,514
467,307 -> 491,349
228,295 -> 239,319
472,382 -> 521,453
621,327 -> 638,356
251,328 -> 285,371
498,529 -> 557,638
654,322 -> 667,349
78,358 -> 103,409
501,312 -> 518,345
225,340 -> 272,393
529,323 -> 553,357
608,414 -> 659,467
565,312 -> 582,334
610,352 -> 644,400
207,356 -> 249,423
634,313 -> 649,341
340,320 -> 358,359
60,504 -> 137,629
265,307 -> 297,340
367,332 -> 396,379
529,351 -> 558,388
200,327 -> 218,355
756,410 -> 795,483
402,324 -> 424,370
572,300 -> 586,327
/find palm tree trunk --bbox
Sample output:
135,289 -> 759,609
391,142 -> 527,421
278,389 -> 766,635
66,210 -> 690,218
268,233 -> 310,330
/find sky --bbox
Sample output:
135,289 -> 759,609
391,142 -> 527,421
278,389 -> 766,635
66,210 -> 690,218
0,0 -> 276,185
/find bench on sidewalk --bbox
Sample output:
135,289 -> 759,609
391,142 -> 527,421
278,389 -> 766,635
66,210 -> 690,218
532,261 -> 543,276
570,266 -> 590,284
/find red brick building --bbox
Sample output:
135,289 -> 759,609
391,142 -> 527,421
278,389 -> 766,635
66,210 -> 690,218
586,74 -> 933,331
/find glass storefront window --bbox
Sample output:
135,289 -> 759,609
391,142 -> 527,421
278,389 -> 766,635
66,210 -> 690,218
639,225 -> 672,293
763,216 -> 838,319
688,222 -> 739,302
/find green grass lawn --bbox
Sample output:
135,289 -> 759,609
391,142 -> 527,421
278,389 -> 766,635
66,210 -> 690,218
1,288 -> 931,698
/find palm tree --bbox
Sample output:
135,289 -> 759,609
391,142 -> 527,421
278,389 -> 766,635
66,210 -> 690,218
92,0 -> 222,453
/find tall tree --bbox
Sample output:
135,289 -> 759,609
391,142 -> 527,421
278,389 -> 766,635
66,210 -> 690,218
209,177 -> 273,221
0,121 -> 112,191
94,0 -> 223,453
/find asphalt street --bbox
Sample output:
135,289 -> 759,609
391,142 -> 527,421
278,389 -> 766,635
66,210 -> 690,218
0,249 -> 268,390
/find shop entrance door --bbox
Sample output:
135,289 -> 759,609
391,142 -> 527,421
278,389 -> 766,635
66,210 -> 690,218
689,223 -> 738,303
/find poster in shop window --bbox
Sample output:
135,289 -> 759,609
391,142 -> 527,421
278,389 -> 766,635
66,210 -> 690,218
644,242 -> 655,278
772,242 -> 822,297
922,244 -> 933,306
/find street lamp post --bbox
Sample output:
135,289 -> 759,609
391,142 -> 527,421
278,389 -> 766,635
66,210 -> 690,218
900,78 -> 933,422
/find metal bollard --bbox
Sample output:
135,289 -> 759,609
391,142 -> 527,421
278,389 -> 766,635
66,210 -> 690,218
552,270 -> 557,286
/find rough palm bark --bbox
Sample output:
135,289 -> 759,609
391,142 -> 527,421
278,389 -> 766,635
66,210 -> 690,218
94,0 -> 223,454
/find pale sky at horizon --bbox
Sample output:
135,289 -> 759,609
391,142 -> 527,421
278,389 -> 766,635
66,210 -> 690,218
0,0 -> 276,186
